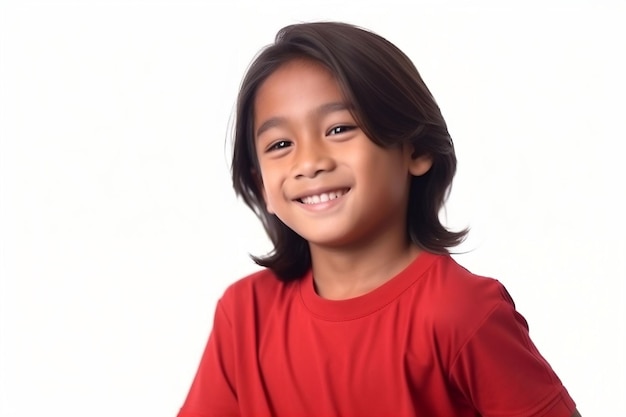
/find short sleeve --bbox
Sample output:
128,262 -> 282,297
449,300 -> 576,417
177,301 -> 239,417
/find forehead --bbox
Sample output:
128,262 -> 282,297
253,59 -> 345,120
260,58 -> 337,93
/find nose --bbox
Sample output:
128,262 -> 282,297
291,139 -> 336,179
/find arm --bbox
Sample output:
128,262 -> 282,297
177,301 -> 239,417
449,300 -> 578,417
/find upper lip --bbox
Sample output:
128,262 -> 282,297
292,186 -> 351,201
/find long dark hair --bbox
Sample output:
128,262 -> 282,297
231,21 -> 467,281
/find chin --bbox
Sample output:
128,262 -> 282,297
298,231 -> 361,250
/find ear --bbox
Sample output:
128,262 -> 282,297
405,145 -> 433,176
409,153 -> 433,176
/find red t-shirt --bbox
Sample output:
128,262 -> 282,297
177,252 -> 576,417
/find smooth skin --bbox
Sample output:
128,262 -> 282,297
253,58 -> 582,417
254,58 -> 431,300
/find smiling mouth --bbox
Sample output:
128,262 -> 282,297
297,188 -> 350,205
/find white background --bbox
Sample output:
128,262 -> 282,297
1,1 -> 624,416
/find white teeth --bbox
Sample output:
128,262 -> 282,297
300,189 -> 347,204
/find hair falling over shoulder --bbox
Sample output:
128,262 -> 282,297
231,21 -> 468,281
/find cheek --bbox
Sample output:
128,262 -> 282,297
262,191 -> 277,215
258,165 -> 278,193
358,155 -> 410,198
258,167 -> 282,213
352,148 -> 407,176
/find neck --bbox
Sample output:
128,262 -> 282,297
309,235 -> 421,300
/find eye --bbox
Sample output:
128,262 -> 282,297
266,140 -> 292,152
327,125 -> 356,136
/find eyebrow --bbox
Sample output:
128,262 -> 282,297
255,101 -> 351,139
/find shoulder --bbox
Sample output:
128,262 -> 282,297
425,254 -> 513,311
419,254 -> 520,344
223,267 -> 284,295
218,268 -> 300,320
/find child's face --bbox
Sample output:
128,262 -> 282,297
253,59 -> 431,250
